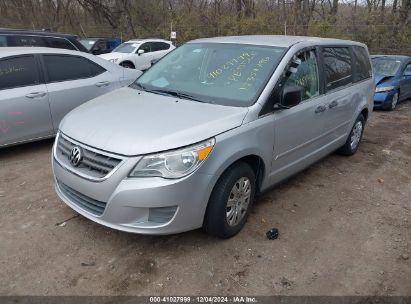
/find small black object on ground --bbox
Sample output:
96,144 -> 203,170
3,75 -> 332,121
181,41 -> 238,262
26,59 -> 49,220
266,228 -> 279,240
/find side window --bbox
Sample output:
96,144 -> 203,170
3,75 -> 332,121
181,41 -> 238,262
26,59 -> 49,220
11,35 -> 46,47
43,55 -> 93,82
283,49 -> 320,102
94,40 -> 108,52
353,46 -> 372,82
152,42 -> 170,51
138,43 -> 151,53
403,63 -> 411,76
0,35 -> 8,47
46,37 -> 77,50
89,61 -> 106,76
0,55 -> 39,90
322,47 -> 352,91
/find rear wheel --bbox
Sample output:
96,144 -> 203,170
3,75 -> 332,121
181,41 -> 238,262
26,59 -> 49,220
203,162 -> 256,239
337,114 -> 365,156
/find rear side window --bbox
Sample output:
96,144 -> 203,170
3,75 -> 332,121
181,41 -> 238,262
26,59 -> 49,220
43,55 -> 105,83
89,61 -> 106,76
10,35 -> 47,47
322,47 -> 352,91
152,42 -> 170,51
353,46 -> 372,82
0,56 -> 39,90
46,37 -> 77,50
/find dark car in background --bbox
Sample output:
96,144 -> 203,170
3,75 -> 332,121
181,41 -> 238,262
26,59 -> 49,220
79,37 -> 122,55
371,55 -> 411,110
0,28 -> 88,52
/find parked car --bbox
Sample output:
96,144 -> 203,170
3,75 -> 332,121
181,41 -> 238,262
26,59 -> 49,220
0,47 -> 141,148
79,37 -> 122,55
52,36 -> 373,238
371,55 -> 411,110
0,28 -> 88,52
98,39 -> 175,70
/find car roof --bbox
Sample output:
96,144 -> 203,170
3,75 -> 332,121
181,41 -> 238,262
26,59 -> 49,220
188,35 -> 365,48
125,39 -> 171,43
80,37 -> 120,40
0,28 -> 77,38
0,47 -> 85,58
371,54 -> 411,61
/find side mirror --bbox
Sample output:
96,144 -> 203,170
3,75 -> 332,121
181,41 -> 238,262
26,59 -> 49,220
91,49 -> 100,55
282,86 -> 302,108
138,49 -> 145,56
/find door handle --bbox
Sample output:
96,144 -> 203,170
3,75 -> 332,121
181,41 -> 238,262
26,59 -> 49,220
25,92 -> 47,99
95,81 -> 110,87
328,100 -> 338,109
314,105 -> 327,114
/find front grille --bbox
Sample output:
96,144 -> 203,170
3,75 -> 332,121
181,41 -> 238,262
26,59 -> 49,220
58,181 -> 106,216
56,134 -> 122,180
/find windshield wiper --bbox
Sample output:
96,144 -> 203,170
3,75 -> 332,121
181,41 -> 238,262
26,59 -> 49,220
132,82 -> 147,91
147,89 -> 204,103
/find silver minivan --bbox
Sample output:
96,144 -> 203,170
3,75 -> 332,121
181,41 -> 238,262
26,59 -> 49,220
52,36 -> 374,238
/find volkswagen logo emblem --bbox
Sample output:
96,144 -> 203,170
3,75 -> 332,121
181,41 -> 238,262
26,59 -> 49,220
69,146 -> 83,167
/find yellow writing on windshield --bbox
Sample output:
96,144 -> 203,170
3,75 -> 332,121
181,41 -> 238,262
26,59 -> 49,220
240,57 -> 271,90
208,52 -> 255,80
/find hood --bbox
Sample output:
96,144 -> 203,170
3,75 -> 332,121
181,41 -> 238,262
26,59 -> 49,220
374,74 -> 394,86
59,87 -> 248,156
98,52 -> 127,60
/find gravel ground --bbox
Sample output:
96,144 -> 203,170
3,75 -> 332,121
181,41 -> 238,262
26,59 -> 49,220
0,102 -> 410,296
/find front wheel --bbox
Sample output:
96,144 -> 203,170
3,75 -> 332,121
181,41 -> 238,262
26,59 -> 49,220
203,162 -> 256,239
388,91 -> 399,111
120,62 -> 135,69
337,114 -> 365,156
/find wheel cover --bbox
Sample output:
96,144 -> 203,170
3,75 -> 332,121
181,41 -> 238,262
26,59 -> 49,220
391,93 -> 398,109
226,177 -> 252,227
350,121 -> 363,150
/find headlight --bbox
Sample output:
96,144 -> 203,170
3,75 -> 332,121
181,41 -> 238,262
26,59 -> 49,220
109,58 -> 119,63
129,138 -> 215,179
375,86 -> 395,93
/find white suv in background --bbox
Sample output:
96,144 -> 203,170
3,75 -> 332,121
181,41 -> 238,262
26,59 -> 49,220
98,39 -> 175,71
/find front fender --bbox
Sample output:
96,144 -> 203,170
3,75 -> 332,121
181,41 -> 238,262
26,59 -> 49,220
198,115 -> 275,193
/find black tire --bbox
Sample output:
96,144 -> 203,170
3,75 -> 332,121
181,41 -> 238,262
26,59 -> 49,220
387,91 -> 399,111
120,62 -> 135,69
203,162 -> 256,239
337,114 -> 365,156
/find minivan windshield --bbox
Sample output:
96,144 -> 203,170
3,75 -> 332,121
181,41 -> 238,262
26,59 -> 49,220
372,57 -> 401,76
113,42 -> 139,53
132,43 -> 286,107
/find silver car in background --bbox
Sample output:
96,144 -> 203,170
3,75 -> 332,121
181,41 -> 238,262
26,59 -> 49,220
52,36 -> 374,238
0,47 -> 141,147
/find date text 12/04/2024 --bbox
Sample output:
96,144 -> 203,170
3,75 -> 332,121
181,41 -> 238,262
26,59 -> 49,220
149,296 -> 257,303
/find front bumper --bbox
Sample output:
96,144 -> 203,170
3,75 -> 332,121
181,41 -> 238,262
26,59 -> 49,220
52,150 -> 215,235
373,90 -> 396,109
